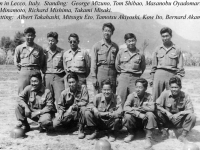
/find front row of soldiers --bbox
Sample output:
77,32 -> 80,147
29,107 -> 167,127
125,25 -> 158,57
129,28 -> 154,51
15,71 -> 196,149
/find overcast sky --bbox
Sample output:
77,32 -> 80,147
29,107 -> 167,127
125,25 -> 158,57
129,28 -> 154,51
96,0 -> 200,41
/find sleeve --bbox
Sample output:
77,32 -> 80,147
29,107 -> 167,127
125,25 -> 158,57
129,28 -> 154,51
184,94 -> 194,113
42,49 -> 47,73
63,52 -> 68,74
150,49 -> 158,77
156,91 -> 165,107
77,86 -> 89,107
124,94 -> 140,117
176,49 -> 185,77
115,50 -> 121,73
113,95 -> 123,118
41,91 -> 55,114
18,87 -> 29,109
90,43 -> 98,77
14,46 -> 21,70
84,50 -> 91,77
57,91 -> 67,112
39,47 -> 46,74
140,54 -> 146,74
141,94 -> 155,112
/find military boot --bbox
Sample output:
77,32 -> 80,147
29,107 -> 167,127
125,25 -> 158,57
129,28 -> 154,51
17,119 -> 30,133
178,130 -> 188,143
109,130 -> 117,142
144,129 -> 153,149
124,129 -> 134,143
87,127 -> 98,140
78,124 -> 85,139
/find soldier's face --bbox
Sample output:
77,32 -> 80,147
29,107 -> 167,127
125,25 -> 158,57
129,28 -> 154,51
135,82 -> 146,97
126,38 -> 136,49
69,37 -> 79,50
170,83 -> 181,96
103,27 -> 113,41
161,32 -> 172,45
68,78 -> 78,91
48,37 -> 57,49
25,33 -> 35,44
102,84 -> 112,98
30,77 -> 41,90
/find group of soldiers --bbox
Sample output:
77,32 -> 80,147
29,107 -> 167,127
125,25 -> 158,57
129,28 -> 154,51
14,23 -> 196,149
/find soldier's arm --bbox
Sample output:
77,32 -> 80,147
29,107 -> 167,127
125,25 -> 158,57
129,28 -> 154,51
40,91 -> 55,114
141,95 -> 155,112
14,46 -> 21,70
39,47 -> 46,74
57,91 -> 67,113
176,49 -> 185,78
115,50 -> 121,73
77,86 -> 89,107
150,50 -> 158,80
63,51 -> 68,74
141,54 -> 146,74
113,95 -> 123,118
178,94 -> 194,115
18,87 -> 30,109
90,44 -> 98,78
84,50 -> 91,78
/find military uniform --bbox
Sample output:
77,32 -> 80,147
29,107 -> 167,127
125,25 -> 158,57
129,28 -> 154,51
124,92 -> 157,132
53,85 -> 89,128
15,85 -> 56,129
85,93 -> 123,131
91,40 -> 119,94
115,48 -> 146,106
151,44 -> 185,101
63,48 -> 90,88
156,90 -> 196,132
14,42 -> 45,94
43,46 -> 65,106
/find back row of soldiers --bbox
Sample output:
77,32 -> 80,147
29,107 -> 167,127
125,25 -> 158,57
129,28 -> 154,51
14,23 -> 195,149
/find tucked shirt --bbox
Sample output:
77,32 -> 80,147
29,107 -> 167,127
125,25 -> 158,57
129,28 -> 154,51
43,46 -> 65,74
63,48 -> 90,77
92,93 -> 123,118
58,85 -> 89,112
156,90 -> 194,114
91,40 -> 119,77
14,42 -> 45,71
18,85 -> 56,114
124,92 -> 154,117
150,44 -> 185,77
115,48 -> 146,75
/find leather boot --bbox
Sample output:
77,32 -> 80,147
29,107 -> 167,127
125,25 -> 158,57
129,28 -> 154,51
178,130 -> 188,143
78,124 -> 85,139
87,127 -> 98,140
17,119 -> 30,132
124,129 -> 134,143
109,130 -> 117,142
144,129 -> 153,149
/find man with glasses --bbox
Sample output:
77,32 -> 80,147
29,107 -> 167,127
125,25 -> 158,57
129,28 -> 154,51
63,33 -> 91,88
115,33 -> 146,106
91,23 -> 119,94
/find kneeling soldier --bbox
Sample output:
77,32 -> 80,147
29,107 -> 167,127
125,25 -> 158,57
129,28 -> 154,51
124,78 -> 157,149
85,79 -> 123,142
52,72 -> 89,139
156,76 -> 196,142
15,72 -> 56,132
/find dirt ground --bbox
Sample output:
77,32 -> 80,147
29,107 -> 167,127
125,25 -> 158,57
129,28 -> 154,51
0,65 -> 200,150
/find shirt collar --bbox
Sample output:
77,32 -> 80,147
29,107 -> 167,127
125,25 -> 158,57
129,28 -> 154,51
68,84 -> 82,94
100,93 -> 114,103
100,39 -> 114,47
31,85 -> 45,93
133,92 -> 148,99
68,47 -> 81,53
160,43 -> 176,49
22,42 -> 37,49
46,46 -> 61,53
168,90 -> 184,99
124,48 -> 140,53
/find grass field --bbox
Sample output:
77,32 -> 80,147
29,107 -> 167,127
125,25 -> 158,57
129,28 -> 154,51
0,65 -> 200,150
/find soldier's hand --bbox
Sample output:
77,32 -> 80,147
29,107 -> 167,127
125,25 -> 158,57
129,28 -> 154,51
25,108 -> 31,117
99,112 -> 109,117
138,113 -> 147,120
92,77 -> 99,88
171,113 -> 180,120
72,104 -> 79,111
31,111 -> 41,118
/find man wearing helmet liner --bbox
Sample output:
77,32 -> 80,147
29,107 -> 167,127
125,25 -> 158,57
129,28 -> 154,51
52,72 -> 89,139
85,79 -> 123,142
150,27 -> 185,101
156,76 -> 196,143
91,23 -> 119,94
15,72 -> 56,132
123,78 -> 157,149
115,33 -> 146,107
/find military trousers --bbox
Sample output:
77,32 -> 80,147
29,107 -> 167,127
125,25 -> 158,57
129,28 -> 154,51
15,104 -> 53,129
44,73 -> 65,107
18,67 -> 40,94
124,112 -> 157,132
53,107 -> 86,128
84,110 -> 122,131
94,66 -> 117,95
116,73 -> 140,106
156,111 -> 196,132
152,69 -> 176,101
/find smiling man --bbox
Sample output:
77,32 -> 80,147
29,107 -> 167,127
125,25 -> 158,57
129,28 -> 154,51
115,33 -> 146,106
15,72 -> 56,133
150,27 -> 185,101
156,76 -> 196,142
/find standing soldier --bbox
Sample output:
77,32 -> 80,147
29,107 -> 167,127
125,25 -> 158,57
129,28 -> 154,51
91,23 -> 119,94
150,27 -> 185,101
63,33 -> 90,88
14,27 -> 45,94
115,33 -> 146,106
43,32 -> 65,107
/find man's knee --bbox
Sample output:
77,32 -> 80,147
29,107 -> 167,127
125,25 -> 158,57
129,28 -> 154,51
85,110 -> 94,119
124,113 -> 132,121
39,114 -> 52,127
187,113 -> 196,123
146,112 -> 156,119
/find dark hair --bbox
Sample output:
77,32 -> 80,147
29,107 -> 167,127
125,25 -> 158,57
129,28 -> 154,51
30,72 -> 42,81
124,33 -> 137,41
135,78 -> 148,89
160,27 -> 172,36
169,76 -> 182,88
101,79 -> 113,89
67,72 -> 79,82
47,32 -> 58,41
68,33 -> 79,42
24,27 -> 36,35
102,23 -> 115,33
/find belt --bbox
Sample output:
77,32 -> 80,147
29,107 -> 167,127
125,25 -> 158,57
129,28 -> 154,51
21,66 -> 40,70
98,64 -> 115,69
120,72 -> 141,77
